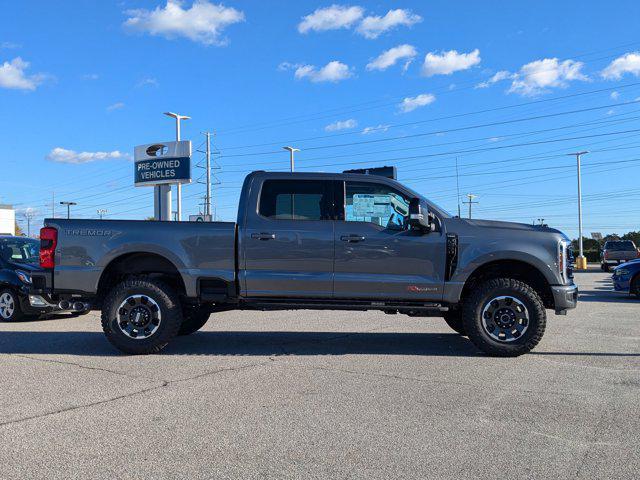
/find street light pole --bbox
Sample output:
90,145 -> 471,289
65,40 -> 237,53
567,151 -> 589,270
60,201 -> 77,219
97,209 -> 107,220
282,146 -> 300,172
164,112 -> 190,221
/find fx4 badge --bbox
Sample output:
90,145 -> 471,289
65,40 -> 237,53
407,285 -> 437,293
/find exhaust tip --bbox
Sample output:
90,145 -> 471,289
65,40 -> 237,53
58,300 -> 70,310
72,301 -> 86,312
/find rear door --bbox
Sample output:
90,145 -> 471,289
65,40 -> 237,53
241,178 -> 335,298
333,180 -> 445,301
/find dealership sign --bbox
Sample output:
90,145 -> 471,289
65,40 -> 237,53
133,140 -> 192,186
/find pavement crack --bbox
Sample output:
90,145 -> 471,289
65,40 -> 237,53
0,382 -> 167,429
8,353 -> 136,379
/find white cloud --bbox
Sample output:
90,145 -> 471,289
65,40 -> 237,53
366,44 -> 417,71
137,77 -> 159,87
46,148 -> 131,165
82,73 -> 99,80
294,61 -> 353,83
610,90 -> 619,100
399,93 -> 436,113
357,8 -> 422,39
421,49 -> 481,76
601,52 -> 640,80
106,102 -> 125,111
508,58 -> 588,96
362,124 -> 390,135
298,5 -> 364,33
475,70 -> 512,89
123,0 -> 244,46
0,57 -> 45,91
1,41 -> 20,49
325,119 -> 357,131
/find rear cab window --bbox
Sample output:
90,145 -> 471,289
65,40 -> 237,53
604,241 -> 636,251
258,179 -> 332,221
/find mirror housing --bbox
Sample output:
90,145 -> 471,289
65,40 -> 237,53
408,198 -> 434,232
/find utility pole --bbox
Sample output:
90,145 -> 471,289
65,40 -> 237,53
22,208 -> 35,237
204,131 -> 212,217
60,201 -> 77,219
567,151 -> 589,270
463,194 -> 478,219
283,146 -> 300,172
455,156 -> 462,217
164,112 -> 190,221
97,209 -> 107,220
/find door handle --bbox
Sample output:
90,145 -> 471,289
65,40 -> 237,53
340,234 -> 365,243
251,232 -> 276,240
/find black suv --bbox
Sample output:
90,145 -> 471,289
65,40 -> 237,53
0,236 -> 52,321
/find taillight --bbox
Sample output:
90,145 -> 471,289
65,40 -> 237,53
604,250 -> 609,260
40,227 -> 58,268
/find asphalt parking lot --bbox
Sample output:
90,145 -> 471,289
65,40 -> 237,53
0,268 -> 638,479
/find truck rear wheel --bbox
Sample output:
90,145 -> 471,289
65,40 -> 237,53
101,277 -> 182,355
462,278 -> 546,357
442,309 -> 466,336
178,307 -> 211,336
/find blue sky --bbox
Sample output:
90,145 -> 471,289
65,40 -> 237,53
2,0 -> 640,238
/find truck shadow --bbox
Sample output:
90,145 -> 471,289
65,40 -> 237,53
578,289 -> 638,303
0,331 -> 482,357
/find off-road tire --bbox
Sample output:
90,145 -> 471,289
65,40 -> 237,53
462,278 -> 546,357
0,289 -> 26,322
178,307 -> 211,336
443,309 -> 466,336
101,277 -> 182,354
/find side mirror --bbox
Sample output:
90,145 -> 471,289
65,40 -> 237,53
408,198 -> 434,233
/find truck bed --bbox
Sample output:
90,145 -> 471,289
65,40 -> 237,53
43,218 -> 237,298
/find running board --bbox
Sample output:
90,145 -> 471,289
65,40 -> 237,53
239,297 -> 448,313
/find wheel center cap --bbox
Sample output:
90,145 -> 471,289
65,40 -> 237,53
129,306 -> 151,327
495,308 -> 516,327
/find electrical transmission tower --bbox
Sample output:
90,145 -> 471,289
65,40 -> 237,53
463,194 -> 478,219
195,131 -> 221,220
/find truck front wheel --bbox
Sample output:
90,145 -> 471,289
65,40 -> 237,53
462,278 -> 546,357
101,277 -> 183,354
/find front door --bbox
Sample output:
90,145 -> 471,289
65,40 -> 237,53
333,180 -> 445,301
241,179 -> 335,298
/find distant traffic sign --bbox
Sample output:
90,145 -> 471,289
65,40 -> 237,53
134,140 -> 192,186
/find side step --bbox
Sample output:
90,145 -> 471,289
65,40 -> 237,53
239,297 -> 448,314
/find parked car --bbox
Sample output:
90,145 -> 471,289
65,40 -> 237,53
612,259 -> 640,297
31,170 -> 578,357
601,240 -> 639,271
0,235 -> 89,321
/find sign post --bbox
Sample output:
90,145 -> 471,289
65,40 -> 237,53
134,141 -> 192,221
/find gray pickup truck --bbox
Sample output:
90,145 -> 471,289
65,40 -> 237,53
31,171 -> 577,356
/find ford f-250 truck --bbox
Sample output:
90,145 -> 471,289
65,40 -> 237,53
31,171 -> 578,356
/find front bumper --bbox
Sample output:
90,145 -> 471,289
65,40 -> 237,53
612,275 -> 631,292
551,283 -> 578,314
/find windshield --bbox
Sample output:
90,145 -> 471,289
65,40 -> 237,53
604,241 -> 636,251
0,238 -> 40,265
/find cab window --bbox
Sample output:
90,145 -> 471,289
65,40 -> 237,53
259,180 -> 331,220
344,182 -> 410,230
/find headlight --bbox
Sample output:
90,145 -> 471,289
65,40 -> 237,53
558,240 -> 568,282
15,270 -> 32,284
615,269 -> 630,276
